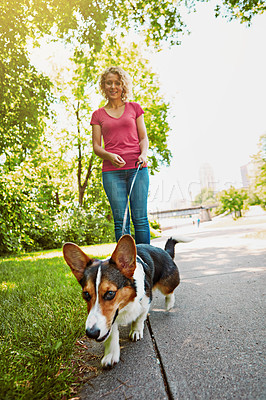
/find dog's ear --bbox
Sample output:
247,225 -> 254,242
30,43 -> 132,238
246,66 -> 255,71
111,235 -> 136,279
63,243 -> 91,282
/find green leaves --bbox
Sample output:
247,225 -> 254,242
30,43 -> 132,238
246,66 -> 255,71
218,186 -> 248,218
0,51 -> 53,169
109,0 -> 185,47
193,188 -> 217,206
214,0 -> 266,25
0,1 -> 54,169
250,134 -> 266,210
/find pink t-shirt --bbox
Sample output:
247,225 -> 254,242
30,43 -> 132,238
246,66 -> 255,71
90,102 -> 144,171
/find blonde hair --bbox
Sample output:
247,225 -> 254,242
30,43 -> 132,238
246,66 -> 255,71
99,66 -> 132,102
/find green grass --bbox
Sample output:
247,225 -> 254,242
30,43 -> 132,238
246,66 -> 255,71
0,246 -> 112,400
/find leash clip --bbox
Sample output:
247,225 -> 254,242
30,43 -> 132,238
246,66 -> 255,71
135,161 -> 144,169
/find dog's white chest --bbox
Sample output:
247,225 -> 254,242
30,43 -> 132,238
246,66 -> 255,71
116,294 -> 150,325
116,262 -> 150,326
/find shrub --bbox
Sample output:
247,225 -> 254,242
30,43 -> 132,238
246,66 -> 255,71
218,186 -> 248,219
0,177 -> 115,255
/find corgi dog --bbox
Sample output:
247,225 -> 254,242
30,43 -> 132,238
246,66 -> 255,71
63,234 -> 187,367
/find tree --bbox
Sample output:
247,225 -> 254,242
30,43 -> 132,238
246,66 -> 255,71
0,130 -> 75,254
0,1 -> 53,169
47,56 -> 95,208
218,186 -> 248,218
214,0 -> 266,25
251,134 -> 266,209
193,187 -> 217,205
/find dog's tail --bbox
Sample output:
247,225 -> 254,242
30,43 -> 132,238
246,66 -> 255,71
164,236 -> 193,259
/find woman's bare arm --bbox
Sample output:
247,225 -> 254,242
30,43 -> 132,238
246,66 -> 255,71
92,125 -> 126,168
136,114 -> 149,166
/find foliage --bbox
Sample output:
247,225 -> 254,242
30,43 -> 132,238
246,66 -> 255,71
214,0 -> 266,25
150,219 -> 161,231
0,148 -> 115,255
218,186 -> 248,218
0,50 -> 52,170
0,165 -> 60,254
46,57 -> 95,207
250,134 -> 266,210
0,1 -> 53,169
0,132 -> 72,254
0,253 -> 86,399
0,174 -> 33,254
193,187 -> 217,205
5,0 -> 186,49
58,208 -> 115,246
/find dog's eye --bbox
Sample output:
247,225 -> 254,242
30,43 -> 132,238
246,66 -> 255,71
82,291 -> 91,301
103,291 -> 116,301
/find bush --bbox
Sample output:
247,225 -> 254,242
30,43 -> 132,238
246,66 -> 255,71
150,219 -> 161,231
0,176 -> 115,255
0,177 -> 36,254
218,186 -> 248,219
59,208 -> 115,246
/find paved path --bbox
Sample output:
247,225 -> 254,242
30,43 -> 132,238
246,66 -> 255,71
79,217 -> 266,400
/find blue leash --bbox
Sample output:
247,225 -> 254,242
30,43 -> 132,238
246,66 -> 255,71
121,162 -> 143,236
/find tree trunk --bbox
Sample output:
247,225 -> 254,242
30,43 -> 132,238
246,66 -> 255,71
55,191 -> 60,205
78,154 -> 94,207
75,101 -> 94,207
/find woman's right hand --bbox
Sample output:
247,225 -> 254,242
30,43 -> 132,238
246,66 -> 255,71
109,153 -> 126,168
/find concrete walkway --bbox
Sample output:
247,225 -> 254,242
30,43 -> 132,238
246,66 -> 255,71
78,213 -> 266,400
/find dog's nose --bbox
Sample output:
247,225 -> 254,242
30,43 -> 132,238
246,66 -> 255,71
86,325 -> 100,340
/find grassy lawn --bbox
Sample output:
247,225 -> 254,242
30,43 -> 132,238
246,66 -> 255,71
0,244 -> 114,400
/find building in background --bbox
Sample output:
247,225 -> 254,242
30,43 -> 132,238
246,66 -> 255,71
241,162 -> 256,188
199,163 -> 216,191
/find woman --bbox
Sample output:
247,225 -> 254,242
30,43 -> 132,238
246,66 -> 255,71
90,66 -> 150,244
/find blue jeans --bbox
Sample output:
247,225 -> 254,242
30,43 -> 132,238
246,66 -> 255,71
102,168 -> 150,244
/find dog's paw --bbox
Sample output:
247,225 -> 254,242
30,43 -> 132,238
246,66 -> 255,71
129,328 -> 143,341
165,293 -> 175,311
101,351 -> 120,368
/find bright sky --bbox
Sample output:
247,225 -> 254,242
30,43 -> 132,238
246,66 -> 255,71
147,2 -> 266,210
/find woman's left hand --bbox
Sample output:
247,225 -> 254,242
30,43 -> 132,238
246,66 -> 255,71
137,154 -> 147,168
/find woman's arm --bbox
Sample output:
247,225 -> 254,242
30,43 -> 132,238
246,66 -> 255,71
92,125 -> 126,168
136,114 -> 149,166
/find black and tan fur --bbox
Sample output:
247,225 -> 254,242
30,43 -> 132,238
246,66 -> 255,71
63,234 -> 188,367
